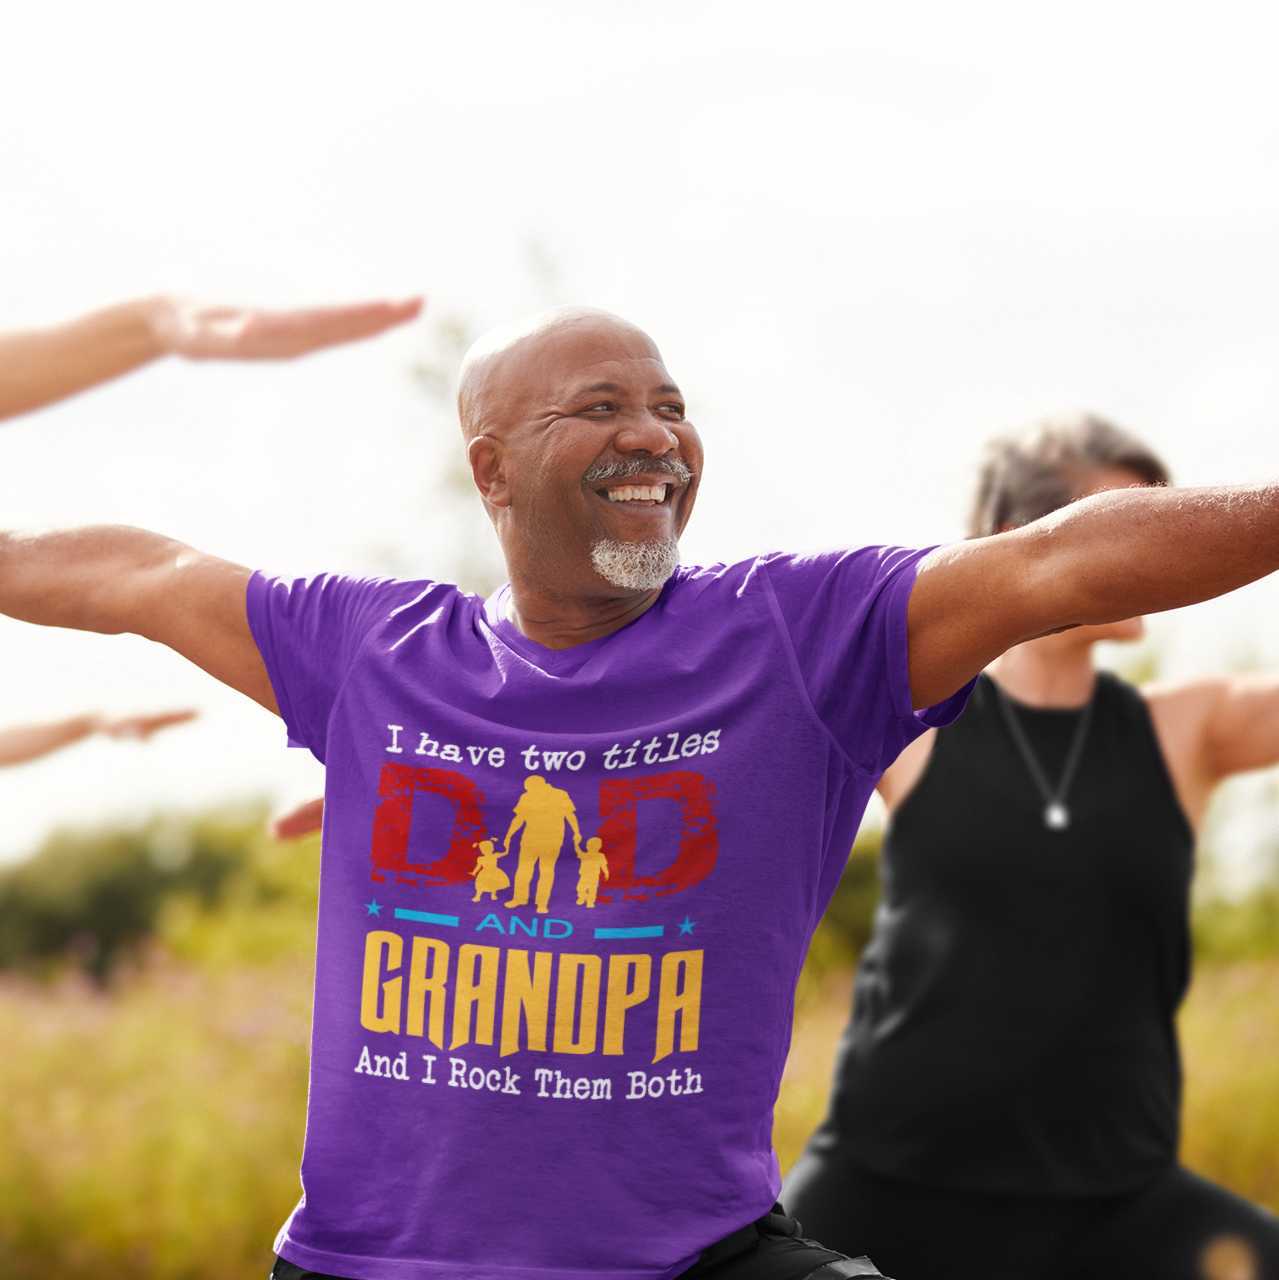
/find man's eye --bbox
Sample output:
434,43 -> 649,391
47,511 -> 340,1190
585,402 -> 613,413
659,403 -> 685,417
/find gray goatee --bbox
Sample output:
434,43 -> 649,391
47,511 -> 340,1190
584,456 -> 690,590
590,537 -> 681,591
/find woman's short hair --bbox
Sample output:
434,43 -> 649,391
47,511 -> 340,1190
968,412 -> 1170,539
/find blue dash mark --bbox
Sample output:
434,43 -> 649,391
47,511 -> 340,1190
594,925 -> 664,939
394,908 -> 460,928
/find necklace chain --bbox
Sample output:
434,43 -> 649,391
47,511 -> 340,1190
993,680 -> 1094,831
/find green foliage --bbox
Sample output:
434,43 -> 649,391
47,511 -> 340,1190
1180,959 -> 1279,1208
823,829 -> 883,957
1193,881 -> 1279,964
800,829 -> 883,979
0,810 -> 260,980
0,809 -> 319,1280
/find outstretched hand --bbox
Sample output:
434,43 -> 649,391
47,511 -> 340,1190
101,708 -> 199,740
155,296 -> 424,361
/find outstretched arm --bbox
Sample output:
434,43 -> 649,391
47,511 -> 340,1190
271,796 -> 325,841
1145,675 -> 1279,831
907,484 -> 1279,709
0,294 -> 422,421
0,707 -> 197,768
0,525 -> 274,711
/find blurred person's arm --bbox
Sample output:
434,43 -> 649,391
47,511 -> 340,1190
0,294 -> 423,421
271,797 -> 325,841
0,707 -> 197,768
1144,675 -> 1279,829
907,484 -> 1279,709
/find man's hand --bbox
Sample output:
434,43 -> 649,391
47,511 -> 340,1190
153,296 -> 423,361
906,483 -> 1279,710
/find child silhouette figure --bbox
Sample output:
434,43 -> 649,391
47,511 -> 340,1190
575,837 -> 610,908
469,840 -> 511,902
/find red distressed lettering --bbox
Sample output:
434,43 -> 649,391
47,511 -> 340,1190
594,771 -> 717,902
370,763 -> 488,886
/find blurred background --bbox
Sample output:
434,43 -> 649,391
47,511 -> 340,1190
5,1 -> 1279,1276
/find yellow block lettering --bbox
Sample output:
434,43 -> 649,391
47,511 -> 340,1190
500,949 -> 553,1056
653,949 -> 702,1062
553,953 -> 602,1054
603,954 -> 652,1055
360,930 -> 403,1034
406,936 -> 450,1047
451,944 -> 500,1049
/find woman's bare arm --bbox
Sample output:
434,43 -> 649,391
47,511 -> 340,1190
271,797 -> 325,841
1146,674 -> 1279,832
0,708 -> 197,768
875,729 -> 937,814
0,294 -> 422,421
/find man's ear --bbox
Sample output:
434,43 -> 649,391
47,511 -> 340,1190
469,435 -> 510,507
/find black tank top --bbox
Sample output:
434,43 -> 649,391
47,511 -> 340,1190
823,672 -> 1194,1196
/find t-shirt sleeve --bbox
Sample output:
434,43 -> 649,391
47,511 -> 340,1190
761,546 -> 975,776
246,571 -> 423,763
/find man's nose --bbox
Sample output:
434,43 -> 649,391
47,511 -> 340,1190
613,408 -> 681,456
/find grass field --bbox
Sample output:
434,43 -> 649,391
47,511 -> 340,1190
0,818 -> 317,1280
2,816 -> 1279,1277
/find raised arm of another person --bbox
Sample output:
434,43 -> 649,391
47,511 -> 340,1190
271,796 -> 325,841
1143,674 -> 1279,830
907,483 -> 1279,709
0,526 -> 273,712
0,294 -> 423,421
0,707 -> 197,768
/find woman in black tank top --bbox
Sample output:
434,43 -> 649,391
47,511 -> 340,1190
784,415 -> 1279,1280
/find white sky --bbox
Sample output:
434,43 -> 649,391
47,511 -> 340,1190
3,0 -> 1279,882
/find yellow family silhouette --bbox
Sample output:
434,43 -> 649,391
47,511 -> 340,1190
466,775 -> 609,913
576,836 -> 609,908
468,840 -> 510,902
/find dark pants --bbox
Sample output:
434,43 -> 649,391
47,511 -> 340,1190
270,1205 -> 888,1280
784,1147 -> 1279,1280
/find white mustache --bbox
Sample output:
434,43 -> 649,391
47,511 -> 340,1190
582,457 -> 694,486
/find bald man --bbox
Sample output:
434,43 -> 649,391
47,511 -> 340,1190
2,304 -> 1279,1280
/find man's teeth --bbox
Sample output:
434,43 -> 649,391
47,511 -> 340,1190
607,485 -> 667,503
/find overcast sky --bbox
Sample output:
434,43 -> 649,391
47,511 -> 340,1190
3,0 -> 1279,881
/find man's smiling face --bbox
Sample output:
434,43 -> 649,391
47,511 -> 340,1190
461,310 -> 703,597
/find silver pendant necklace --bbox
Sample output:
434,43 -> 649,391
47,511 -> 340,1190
993,680 -> 1094,830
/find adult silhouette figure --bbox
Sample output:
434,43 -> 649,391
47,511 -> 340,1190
503,774 -> 583,913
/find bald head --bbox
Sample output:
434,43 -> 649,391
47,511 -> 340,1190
456,303 -> 701,614
457,306 -> 662,442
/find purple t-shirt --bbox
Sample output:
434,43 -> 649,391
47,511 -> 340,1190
248,548 -> 970,1280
